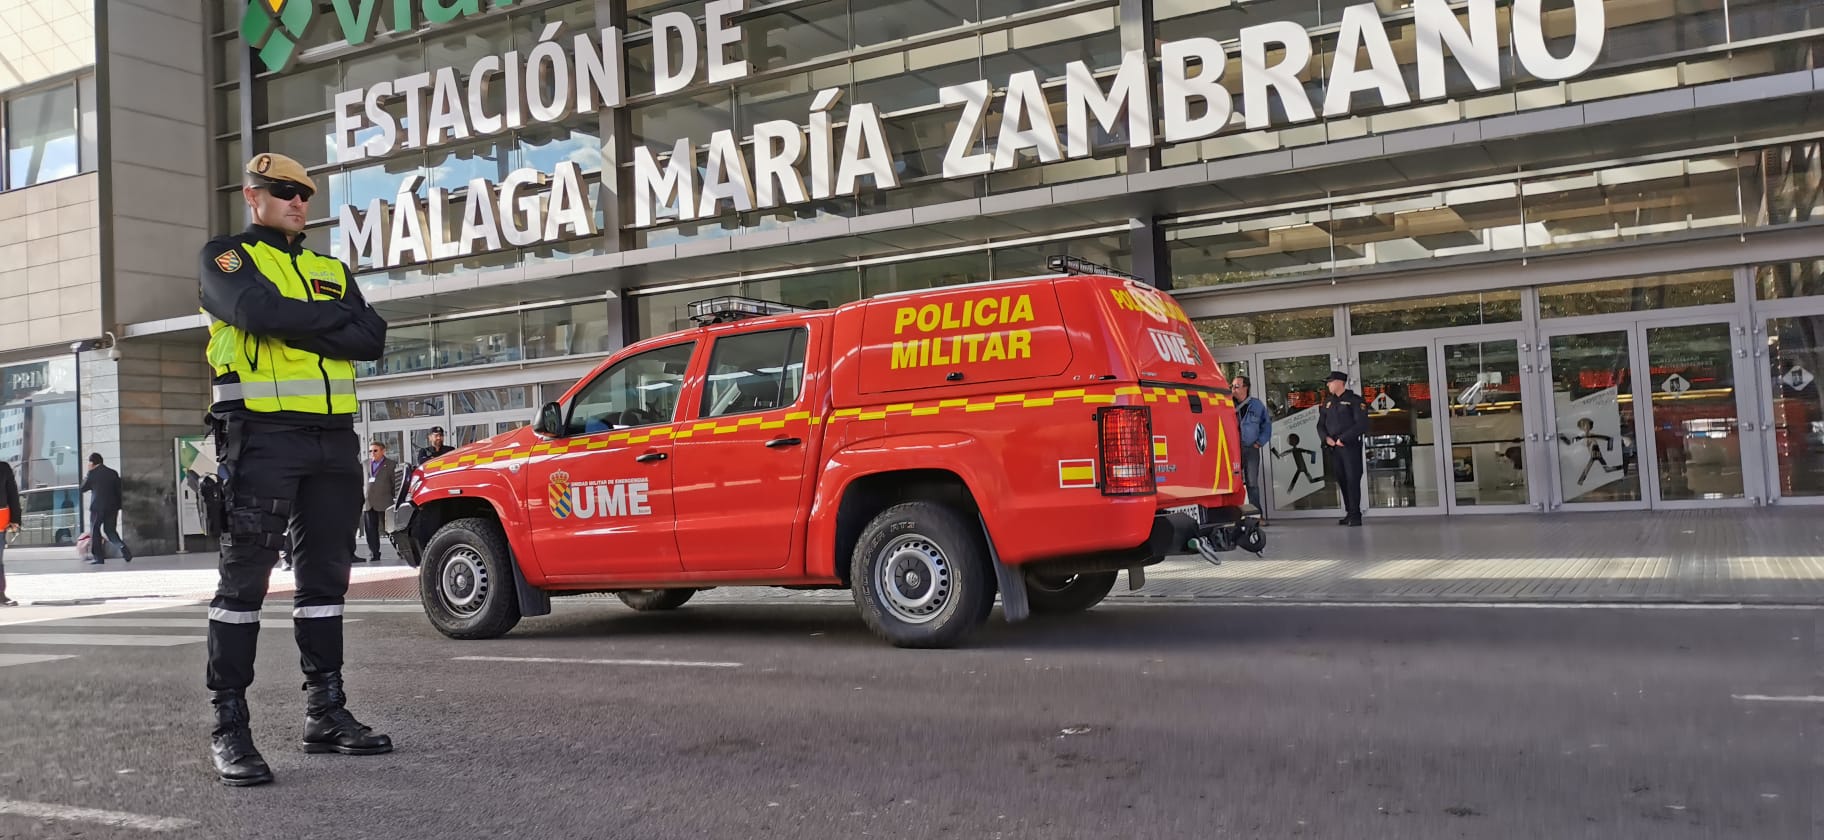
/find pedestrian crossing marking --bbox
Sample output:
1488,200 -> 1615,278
0,653 -> 78,668
0,634 -> 203,647
27,618 -> 214,629
28,617 -> 362,628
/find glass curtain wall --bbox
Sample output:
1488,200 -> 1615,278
0,358 -> 81,546
1169,142 -> 1824,291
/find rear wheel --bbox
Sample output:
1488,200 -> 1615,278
617,589 -> 697,611
851,502 -> 994,648
420,518 -> 521,640
1023,570 -> 1119,614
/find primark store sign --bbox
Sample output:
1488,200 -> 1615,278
245,0 -> 1609,271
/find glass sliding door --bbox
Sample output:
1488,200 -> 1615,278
1544,329 -> 1645,507
1544,316 -> 1763,509
1439,338 -> 1533,510
1355,345 -> 1440,512
1260,352 -> 1342,517
1643,321 -> 1747,502
1765,312 -> 1824,499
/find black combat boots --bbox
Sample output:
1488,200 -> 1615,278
300,672 -> 393,755
210,691 -> 274,787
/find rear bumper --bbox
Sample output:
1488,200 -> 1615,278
1019,505 -> 1261,577
1146,506 -> 1256,557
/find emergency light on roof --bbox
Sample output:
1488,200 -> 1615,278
687,296 -> 807,325
1047,255 -> 1141,282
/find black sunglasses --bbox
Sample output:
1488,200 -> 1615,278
260,182 -> 313,202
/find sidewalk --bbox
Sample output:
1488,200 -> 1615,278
0,544 -> 416,606
2,508 -> 1819,607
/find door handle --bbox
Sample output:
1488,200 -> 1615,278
636,451 -> 667,463
765,437 -> 803,448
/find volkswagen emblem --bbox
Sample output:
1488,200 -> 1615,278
1193,423 -> 1208,454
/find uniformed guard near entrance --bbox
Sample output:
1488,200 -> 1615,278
1317,370 -> 1370,527
198,153 -> 391,787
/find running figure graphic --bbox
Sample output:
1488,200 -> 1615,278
1558,417 -> 1625,485
1271,433 -> 1321,492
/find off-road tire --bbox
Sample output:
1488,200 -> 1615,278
617,589 -> 697,611
420,517 -> 521,640
851,501 -> 994,648
1023,570 -> 1119,614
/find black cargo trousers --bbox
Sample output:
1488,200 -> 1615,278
206,417 -> 363,693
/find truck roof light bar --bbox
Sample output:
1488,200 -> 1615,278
687,296 -> 807,325
1046,255 -> 1141,282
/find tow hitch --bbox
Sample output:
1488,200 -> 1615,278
1189,517 -> 1266,566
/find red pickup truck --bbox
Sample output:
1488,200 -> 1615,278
388,261 -> 1262,647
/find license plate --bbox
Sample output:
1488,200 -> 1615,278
1165,504 -> 1201,522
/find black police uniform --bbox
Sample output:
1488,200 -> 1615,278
199,222 -> 390,786
1317,374 -> 1370,525
416,443 -> 455,465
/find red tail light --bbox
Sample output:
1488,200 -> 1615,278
1097,406 -> 1156,496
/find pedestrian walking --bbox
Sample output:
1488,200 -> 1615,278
360,442 -> 398,564
416,426 -> 455,466
80,454 -> 132,564
1317,371 -> 1370,526
0,460 -> 20,606
1232,375 -> 1272,524
198,152 -> 391,787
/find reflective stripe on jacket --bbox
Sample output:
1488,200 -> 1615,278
205,241 -> 359,416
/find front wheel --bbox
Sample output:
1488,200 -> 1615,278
617,589 -> 696,611
420,517 -> 521,640
851,502 -> 994,649
1023,570 -> 1118,614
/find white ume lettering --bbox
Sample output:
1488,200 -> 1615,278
568,479 -> 652,519
1149,329 -> 1200,366
330,0 -> 1607,270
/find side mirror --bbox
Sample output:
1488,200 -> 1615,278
534,402 -> 565,438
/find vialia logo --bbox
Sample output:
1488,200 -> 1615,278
241,0 -> 516,73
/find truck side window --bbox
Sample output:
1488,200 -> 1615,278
701,328 -> 807,418
565,342 -> 695,435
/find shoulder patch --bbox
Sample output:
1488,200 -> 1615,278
214,250 -> 243,272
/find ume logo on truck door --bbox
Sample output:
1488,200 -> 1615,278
548,470 -> 652,520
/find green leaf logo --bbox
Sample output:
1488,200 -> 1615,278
240,0 -> 315,73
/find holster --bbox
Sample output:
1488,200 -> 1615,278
201,414 -> 237,539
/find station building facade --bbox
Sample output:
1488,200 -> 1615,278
13,0 -> 1824,549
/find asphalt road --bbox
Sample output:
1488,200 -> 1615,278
0,598 -> 1817,839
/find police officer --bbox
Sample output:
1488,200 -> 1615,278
1317,370 -> 1369,526
417,426 -> 455,465
199,153 -> 391,787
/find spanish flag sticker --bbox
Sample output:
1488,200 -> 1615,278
1153,435 -> 1168,463
1058,459 -> 1096,489
215,250 -> 242,272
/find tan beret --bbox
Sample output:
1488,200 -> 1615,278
244,152 -> 316,193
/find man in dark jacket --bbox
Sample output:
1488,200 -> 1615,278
81,454 -> 132,564
1316,371 -> 1370,526
1,460 -> 19,606
416,426 -> 455,466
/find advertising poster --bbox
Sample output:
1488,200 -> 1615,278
1269,406 -> 1326,508
175,436 -> 219,537
1553,387 -> 1626,501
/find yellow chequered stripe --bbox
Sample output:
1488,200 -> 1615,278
1139,385 -> 1234,409
422,384 -> 1232,475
